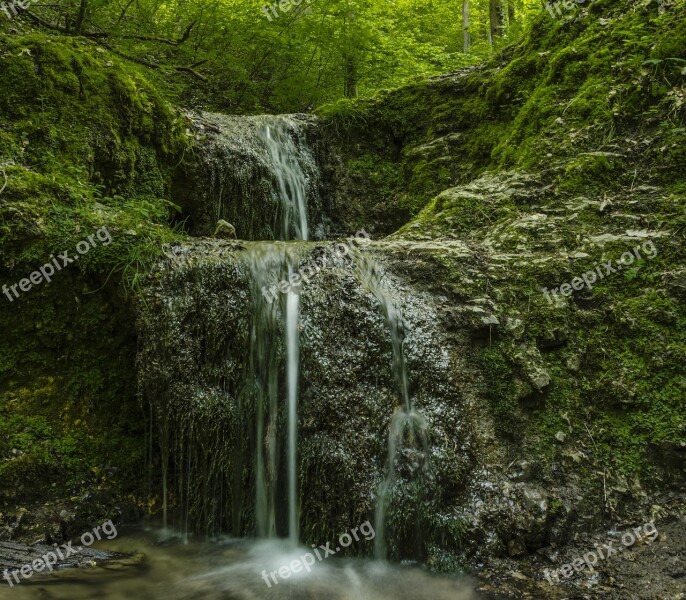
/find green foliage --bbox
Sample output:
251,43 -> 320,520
0,0 -> 547,113
0,34 -> 187,513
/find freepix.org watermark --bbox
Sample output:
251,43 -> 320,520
1,0 -> 34,20
2,226 -> 112,303
261,229 -> 371,304
542,240 -> 657,304
543,520 -> 658,585
545,0 -> 596,19
260,520 -> 375,587
262,0 -> 313,21
2,519 -> 118,587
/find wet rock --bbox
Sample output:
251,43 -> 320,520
511,344 -> 551,391
507,460 -> 535,482
138,240 -> 479,559
213,219 -> 237,239
507,537 -> 527,557
0,540 -> 134,576
175,112 -> 322,238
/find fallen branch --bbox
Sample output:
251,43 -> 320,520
83,20 -> 197,46
175,60 -> 208,81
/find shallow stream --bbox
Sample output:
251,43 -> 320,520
5,527 -> 479,600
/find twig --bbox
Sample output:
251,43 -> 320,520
584,422 -> 609,515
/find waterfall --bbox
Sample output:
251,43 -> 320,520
178,112 -> 319,239
146,110 -> 440,561
374,410 -> 430,559
261,119 -> 310,241
245,248 -> 284,539
175,112 -> 313,541
240,116 -> 309,543
242,246 -> 303,544
352,249 -> 431,559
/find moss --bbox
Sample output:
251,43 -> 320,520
558,152 -> 622,193
320,0 -> 685,231
314,0 -> 686,501
0,33 -> 189,523
475,345 -> 525,440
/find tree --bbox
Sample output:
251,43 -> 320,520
488,0 -> 503,45
462,0 -> 470,53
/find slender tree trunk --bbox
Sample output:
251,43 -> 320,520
74,0 -> 88,34
343,54 -> 358,98
489,0 -> 503,44
342,4 -> 358,98
462,0 -> 470,54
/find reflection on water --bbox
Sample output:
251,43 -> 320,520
3,527 -> 478,600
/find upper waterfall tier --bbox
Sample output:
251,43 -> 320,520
175,113 -> 321,240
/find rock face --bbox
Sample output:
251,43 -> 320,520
138,36 -> 686,566
174,112 -> 325,239
137,240 -> 483,561
141,151 -> 686,570
1,3 -> 685,597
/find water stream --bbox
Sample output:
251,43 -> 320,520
353,249 -> 432,559
261,118 -> 311,241
135,113 -> 453,592
5,528 -> 478,600
236,116 -> 310,545
285,263 -> 301,544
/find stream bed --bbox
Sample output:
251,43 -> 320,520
5,527 -> 479,600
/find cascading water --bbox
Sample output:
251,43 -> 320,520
240,116 -> 309,544
244,244 -> 303,543
352,249 -> 432,560
147,114 -> 313,544
285,264 -> 301,544
176,112 -> 319,239
261,119 -> 310,241
143,111 -> 450,567
244,248 -> 285,539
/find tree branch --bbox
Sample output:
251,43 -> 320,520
174,64 -> 208,81
21,8 -> 65,32
22,11 -> 195,47
96,20 -> 197,46
20,11 -> 205,79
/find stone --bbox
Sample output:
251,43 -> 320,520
213,219 -> 237,239
507,537 -> 528,557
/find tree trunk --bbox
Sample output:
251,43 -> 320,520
74,0 -> 88,34
462,0 -> 470,54
343,54 -> 358,98
489,0 -> 503,44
